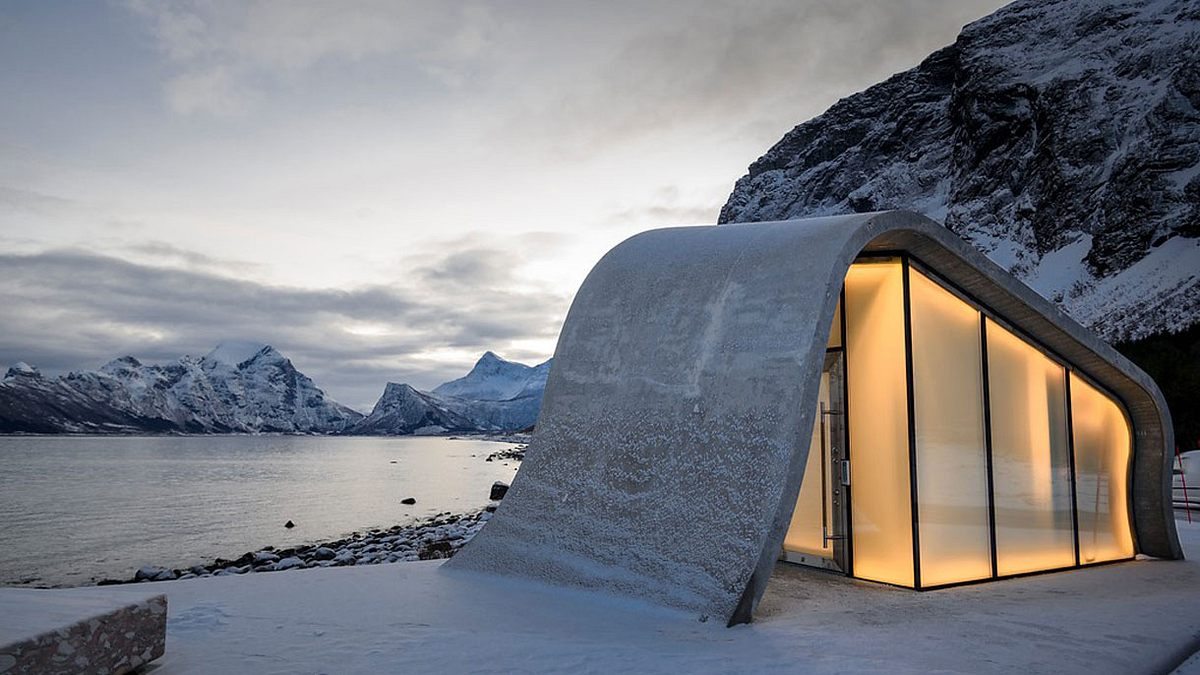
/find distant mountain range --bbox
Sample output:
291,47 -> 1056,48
0,343 -> 550,435
351,352 -> 550,435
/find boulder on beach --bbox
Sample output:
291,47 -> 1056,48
400,497 -> 416,505
489,481 -> 509,500
134,565 -> 175,582
273,557 -> 304,571
284,520 -> 295,529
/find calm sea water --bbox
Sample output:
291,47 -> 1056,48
0,435 -> 521,587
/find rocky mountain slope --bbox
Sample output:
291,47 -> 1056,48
720,0 -> 1200,342
0,363 -> 175,434
351,352 -> 551,435
0,342 -> 361,434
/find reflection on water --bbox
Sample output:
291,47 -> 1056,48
0,435 -> 520,587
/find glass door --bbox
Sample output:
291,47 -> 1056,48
782,352 -> 849,573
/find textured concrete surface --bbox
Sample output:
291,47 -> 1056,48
0,589 -> 165,674
449,210 -> 1180,624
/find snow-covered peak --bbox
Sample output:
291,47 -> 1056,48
203,341 -> 277,368
476,351 -> 504,365
100,356 -> 143,376
380,382 -> 420,398
433,352 -> 550,401
4,362 -> 40,380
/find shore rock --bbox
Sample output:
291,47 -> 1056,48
124,509 -> 495,585
273,557 -> 305,571
489,482 -> 509,500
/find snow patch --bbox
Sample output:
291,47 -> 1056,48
34,521 -> 1200,673
1024,234 -> 1094,301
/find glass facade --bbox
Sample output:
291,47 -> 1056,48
783,371 -> 833,557
844,261 -> 914,587
985,320 -> 1076,576
1070,373 -> 1135,564
909,270 -> 992,586
783,256 -> 1136,589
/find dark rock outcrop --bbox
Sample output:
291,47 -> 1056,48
721,0 -> 1200,342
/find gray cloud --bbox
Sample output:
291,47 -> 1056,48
0,1 -> 1015,414
122,0 -> 497,116
0,185 -> 78,214
605,185 -> 725,229
510,0 -> 1006,153
0,247 -> 568,410
124,241 -> 264,275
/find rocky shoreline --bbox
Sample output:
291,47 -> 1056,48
96,439 -> 530,586
110,504 -> 503,585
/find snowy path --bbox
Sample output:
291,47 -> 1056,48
41,521 -> 1200,674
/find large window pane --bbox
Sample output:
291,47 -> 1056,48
845,261 -> 913,587
910,270 -> 992,585
986,320 -> 1075,576
1070,374 -> 1135,564
783,372 -> 833,557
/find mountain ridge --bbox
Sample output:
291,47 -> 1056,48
350,352 -> 551,435
0,345 -> 550,436
719,0 -> 1200,342
0,341 -> 362,434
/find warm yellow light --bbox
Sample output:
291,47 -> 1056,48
783,371 -> 833,557
1070,374 -> 1135,563
909,270 -> 992,586
986,320 -> 1075,576
844,261 -> 914,588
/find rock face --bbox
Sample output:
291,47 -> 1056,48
720,0 -> 1200,342
0,342 -> 361,434
350,352 -> 551,435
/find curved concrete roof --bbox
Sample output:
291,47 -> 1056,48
447,210 -> 1180,625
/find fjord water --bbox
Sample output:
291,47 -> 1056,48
0,436 -> 520,587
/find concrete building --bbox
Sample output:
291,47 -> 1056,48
448,211 -> 1181,625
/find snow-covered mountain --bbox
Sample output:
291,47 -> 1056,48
433,351 -> 550,402
720,0 -> 1200,342
351,352 -> 551,435
0,346 -> 550,435
0,342 -> 361,434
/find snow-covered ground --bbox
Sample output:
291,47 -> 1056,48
24,520 -> 1200,674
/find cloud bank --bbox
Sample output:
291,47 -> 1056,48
0,0 -> 1008,411
0,244 -> 568,411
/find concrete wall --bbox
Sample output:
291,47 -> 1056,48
447,210 -> 1180,624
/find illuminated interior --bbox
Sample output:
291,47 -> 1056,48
1070,373 -> 1135,564
986,319 -> 1076,576
781,257 -> 1136,589
843,260 -> 914,587
910,270 -> 992,586
783,370 -> 833,558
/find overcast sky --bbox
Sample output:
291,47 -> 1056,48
0,0 -> 1006,410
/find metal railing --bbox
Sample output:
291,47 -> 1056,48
1174,446 -> 1195,523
